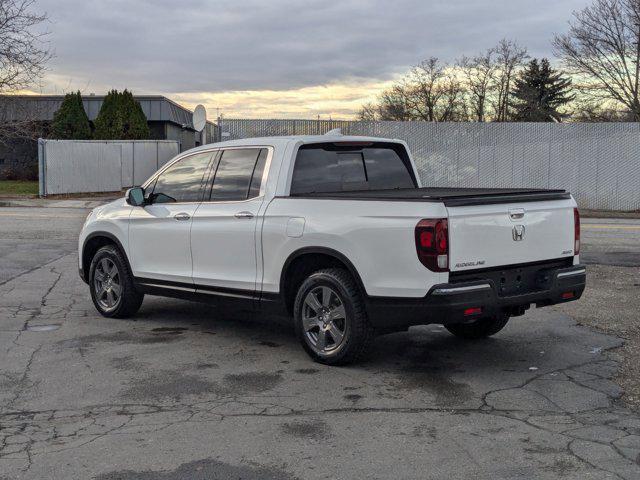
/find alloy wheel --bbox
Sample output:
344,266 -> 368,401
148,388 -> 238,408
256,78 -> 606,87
93,258 -> 122,312
302,286 -> 347,354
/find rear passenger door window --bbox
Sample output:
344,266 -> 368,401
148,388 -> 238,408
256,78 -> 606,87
209,148 -> 267,201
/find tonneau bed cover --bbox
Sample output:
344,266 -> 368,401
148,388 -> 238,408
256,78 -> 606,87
290,187 -> 571,207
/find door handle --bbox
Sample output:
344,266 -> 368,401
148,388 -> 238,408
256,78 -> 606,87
174,213 -> 191,221
509,208 -> 525,220
234,211 -> 254,219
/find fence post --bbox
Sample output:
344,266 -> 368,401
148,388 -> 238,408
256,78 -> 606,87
37,138 -> 46,197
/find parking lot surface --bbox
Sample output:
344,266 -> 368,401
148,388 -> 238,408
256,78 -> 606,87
1,207 -> 640,479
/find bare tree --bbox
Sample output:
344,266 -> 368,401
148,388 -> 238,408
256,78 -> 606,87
553,0 -> 640,120
493,39 -> 528,121
357,103 -> 378,121
356,40 -> 529,123
358,87 -> 413,121
0,0 -> 49,92
458,49 -> 497,122
570,97 -> 636,121
0,0 -> 50,143
377,85 -> 413,120
401,57 -> 467,122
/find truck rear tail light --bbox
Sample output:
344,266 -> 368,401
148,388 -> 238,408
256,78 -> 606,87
562,291 -> 575,300
464,307 -> 483,316
574,208 -> 580,255
415,218 -> 449,272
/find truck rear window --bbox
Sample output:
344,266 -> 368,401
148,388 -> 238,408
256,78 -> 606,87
290,142 -> 417,194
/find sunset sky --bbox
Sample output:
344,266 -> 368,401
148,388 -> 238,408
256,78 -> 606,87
34,0 -> 590,119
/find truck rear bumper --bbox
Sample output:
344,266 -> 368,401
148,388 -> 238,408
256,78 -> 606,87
365,264 -> 586,331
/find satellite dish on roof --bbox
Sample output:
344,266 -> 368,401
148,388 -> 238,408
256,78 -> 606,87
192,104 -> 207,132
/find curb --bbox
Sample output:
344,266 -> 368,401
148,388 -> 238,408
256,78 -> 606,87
0,199 -> 112,209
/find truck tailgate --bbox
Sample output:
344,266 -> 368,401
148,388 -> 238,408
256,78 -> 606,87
447,199 -> 576,271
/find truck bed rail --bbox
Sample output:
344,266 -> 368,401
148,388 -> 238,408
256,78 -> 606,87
289,187 -> 571,206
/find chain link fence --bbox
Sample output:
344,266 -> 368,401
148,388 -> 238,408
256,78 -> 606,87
215,119 -> 640,211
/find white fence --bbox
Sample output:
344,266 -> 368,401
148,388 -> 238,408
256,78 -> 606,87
219,120 -> 640,211
38,139 -> 179,195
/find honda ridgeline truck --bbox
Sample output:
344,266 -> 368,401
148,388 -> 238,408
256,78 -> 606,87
79,133 -> 586,365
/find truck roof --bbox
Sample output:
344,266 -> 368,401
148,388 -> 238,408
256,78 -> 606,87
187,134 -> 405,154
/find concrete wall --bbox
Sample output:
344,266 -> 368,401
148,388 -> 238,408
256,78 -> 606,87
164,123 -> 197,152
38,139 -> 179,195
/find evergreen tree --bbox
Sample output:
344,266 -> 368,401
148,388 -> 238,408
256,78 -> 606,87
50,91 -> 91,139
120,89 -> 150,139
510,59 -> 574,122
93,90 -> 124,139
93,90 -> 149,139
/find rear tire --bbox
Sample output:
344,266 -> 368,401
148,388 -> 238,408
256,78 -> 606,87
89,245 -> 144,318
294,268 -> 374,366
445,314 -> 510,339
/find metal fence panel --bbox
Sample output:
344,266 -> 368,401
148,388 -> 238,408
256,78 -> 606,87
118,142 -> 135,188
43,141 -> 121,194
132,142 -> 160,186
157,141 -> 180,170
39,140 -> 180,195
217,119 -> 640,211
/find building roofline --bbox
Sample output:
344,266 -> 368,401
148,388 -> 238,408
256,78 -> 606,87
0,94 -> 215,127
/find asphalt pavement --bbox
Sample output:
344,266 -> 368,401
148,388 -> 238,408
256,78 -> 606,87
1,206 -> 639,479
580,218 -> 640,267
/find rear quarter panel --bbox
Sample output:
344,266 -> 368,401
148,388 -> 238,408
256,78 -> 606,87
261,198 -> 448,298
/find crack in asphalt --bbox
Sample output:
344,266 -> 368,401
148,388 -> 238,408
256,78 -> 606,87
2,355 -> 638,478
8,263 -> 66,354
0,251 -> 72,288
1,254 -> 640,479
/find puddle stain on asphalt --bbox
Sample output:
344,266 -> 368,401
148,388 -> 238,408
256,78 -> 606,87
390,342 -> 474,406
151,327 -> 189,334
95,458 -> 298,480
195,363 -> 219,370
109,355 -> 139,372
295,368 -> 319,375
119,370 -> 284,401
221,372 -> 283,395
343,394 -> 363,402
56,331 -> 185,349
281,419 -> 330,440
120,370 -> 218,401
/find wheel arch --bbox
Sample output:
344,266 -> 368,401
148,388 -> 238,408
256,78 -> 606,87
81,232 -> 131,284
278,247 -> 368,315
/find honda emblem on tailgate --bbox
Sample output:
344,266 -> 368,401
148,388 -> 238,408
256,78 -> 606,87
512,225 -> 525,241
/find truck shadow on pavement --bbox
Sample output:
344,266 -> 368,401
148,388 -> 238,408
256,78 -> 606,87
12,291 -> 640,479
126,296 -> 621,406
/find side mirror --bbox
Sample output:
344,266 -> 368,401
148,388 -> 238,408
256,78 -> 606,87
126,187 -> 145,206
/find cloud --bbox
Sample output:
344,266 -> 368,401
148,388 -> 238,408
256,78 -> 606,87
170,79 -> 397,119
36,0 -> 590,115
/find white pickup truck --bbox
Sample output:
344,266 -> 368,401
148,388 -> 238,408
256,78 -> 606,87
79,133 -> 586,365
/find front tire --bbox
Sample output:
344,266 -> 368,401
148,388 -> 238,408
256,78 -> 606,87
89,245 -> 143,318
294,268 -> 374,365
445,313 -> 510,339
